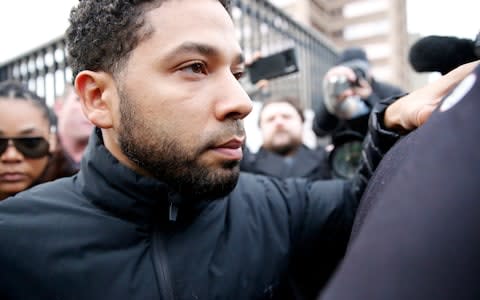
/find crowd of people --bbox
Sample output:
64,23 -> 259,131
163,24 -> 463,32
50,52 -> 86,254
0,81 -> 92,200
0,0 -> 478,299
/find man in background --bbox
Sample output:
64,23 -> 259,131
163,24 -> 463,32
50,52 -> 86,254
312,47 -> 404,179
54,85 -> 94,170
241,96 -> 330,180
313,47 -> 404,139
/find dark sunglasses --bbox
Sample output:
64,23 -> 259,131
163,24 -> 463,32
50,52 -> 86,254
0,137 -> 50,159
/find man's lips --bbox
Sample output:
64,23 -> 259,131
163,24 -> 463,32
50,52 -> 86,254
211,137 -> 244,160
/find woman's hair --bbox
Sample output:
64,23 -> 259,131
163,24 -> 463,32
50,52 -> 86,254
0,80 -> 54,127
0,80 -> 74,185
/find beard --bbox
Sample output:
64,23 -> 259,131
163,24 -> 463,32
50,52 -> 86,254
117,89 -> 244,201
268,131 -> 302,156
271,143 -> 297,156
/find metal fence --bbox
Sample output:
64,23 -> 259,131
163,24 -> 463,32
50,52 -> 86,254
0,36 -> 69,106
0,0 -> 338,110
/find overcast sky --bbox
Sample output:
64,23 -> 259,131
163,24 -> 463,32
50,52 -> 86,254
0,0 -> 478,64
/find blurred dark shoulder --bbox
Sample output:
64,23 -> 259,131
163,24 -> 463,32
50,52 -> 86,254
37,136 -> 79,184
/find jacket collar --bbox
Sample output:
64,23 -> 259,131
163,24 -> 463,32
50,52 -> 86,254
77,128 -> 182,225
255,145 -> 321,178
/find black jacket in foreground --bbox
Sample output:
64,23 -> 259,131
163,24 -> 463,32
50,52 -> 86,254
0,101 -> 399,300
319,65 -> 480,300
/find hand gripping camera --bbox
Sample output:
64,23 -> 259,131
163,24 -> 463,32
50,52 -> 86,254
323,64 -> 370,120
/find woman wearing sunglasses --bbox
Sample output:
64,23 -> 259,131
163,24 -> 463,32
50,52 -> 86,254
0,81 -> 56,201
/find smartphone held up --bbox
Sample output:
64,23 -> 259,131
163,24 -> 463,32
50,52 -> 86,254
247,48 -> 299,84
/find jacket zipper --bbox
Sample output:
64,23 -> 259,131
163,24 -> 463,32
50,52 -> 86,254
152,225 -> 176,300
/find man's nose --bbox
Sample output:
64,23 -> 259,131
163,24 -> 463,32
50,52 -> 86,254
214,73 -> 253,121
274,118 -> 286,129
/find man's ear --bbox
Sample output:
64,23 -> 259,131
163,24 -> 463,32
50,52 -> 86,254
75,71 -> 116,129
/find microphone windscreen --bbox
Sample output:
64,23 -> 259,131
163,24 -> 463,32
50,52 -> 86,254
409,35 -> 477,74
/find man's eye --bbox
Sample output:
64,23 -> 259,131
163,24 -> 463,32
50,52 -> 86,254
233,71 -> 245,80
182,62 -> 207,75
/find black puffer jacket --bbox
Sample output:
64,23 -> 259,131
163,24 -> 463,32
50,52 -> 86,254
0,101 -> 398,300
319,62 -> 480,300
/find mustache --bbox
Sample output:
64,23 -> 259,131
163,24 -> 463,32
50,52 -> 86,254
203,120 -> 246,149
273,128 -> 290,134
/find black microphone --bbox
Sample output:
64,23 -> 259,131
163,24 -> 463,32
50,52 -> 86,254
409,35 -> 479,75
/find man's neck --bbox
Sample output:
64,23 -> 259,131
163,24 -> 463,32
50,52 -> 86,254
264,144 -> 301,157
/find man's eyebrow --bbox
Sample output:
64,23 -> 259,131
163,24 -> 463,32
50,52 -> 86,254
163,42 -> 244,65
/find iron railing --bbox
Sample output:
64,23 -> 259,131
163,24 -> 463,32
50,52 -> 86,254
0,36 -> 69,105
0,0 -> 338,110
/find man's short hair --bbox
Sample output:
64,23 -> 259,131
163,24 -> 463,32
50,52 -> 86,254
66,0 -> 231,81
258,96 -> 305,127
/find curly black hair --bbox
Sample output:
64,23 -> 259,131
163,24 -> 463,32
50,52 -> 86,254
66,0 -> 231,81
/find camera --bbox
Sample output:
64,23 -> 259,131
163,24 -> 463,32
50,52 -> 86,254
323,66 -> 370,121
328,130 -> 364,179
322,64 -> 371,179
328,66 -> 367,97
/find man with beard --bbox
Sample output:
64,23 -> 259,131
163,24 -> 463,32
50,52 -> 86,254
0,1 -> 475,300
241,96 -> 331,180
312,47 -> 405,139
